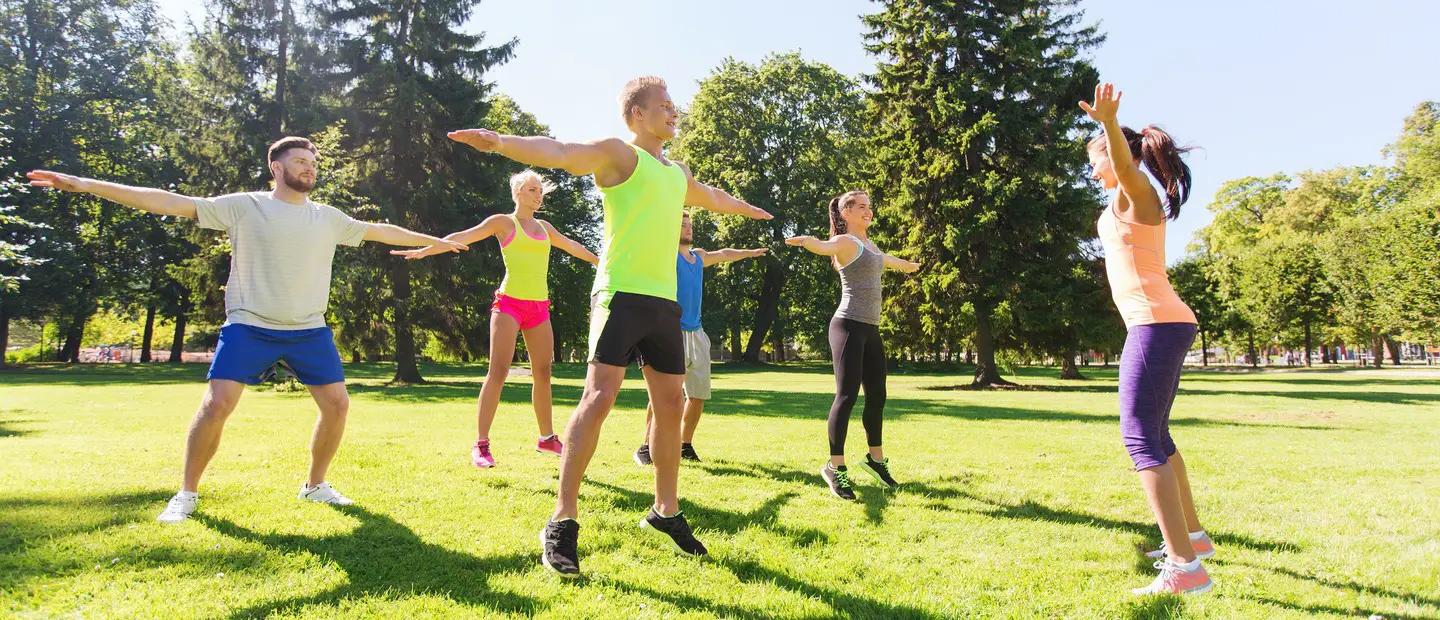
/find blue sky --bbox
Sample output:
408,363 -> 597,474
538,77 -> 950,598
155,0 -> 1440,261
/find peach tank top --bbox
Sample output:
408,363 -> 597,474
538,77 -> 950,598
1097,199 -> 1196,328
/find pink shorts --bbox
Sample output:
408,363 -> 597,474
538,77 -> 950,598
492,293 -> 551,330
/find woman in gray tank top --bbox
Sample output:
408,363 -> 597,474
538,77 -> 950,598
786,190 -> 920,500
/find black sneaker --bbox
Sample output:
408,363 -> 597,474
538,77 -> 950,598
639,508 -> 708,556
634,444 -> 652,466
539,519 -> 581,576
859,454 -> 899,489
680,443 -> 701,462
820,463 -> 857,500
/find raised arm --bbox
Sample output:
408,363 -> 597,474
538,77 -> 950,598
697,247 -> 767,267
1078,83 -> 1161,217
447,129 -> 633,179
27,170 -> 197,218
677,162 -> 772,220
540,220 -> 599,265
389,214 -> 507,260
882,253 -> 921,274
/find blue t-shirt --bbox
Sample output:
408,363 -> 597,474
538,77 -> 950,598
677,249 -> 704,332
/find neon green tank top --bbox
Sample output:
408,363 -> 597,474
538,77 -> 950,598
592,144 -> 688,300
497,214 -> 551,301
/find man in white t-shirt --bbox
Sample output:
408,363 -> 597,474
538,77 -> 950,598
28,137 -> 467,523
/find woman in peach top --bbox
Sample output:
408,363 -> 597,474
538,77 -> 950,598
1081,83 -> 1213,596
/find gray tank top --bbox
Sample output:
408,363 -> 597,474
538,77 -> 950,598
834,234 -> 883,325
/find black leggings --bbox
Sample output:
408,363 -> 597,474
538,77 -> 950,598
827,317 -> 887,456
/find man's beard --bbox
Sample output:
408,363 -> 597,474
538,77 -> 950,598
680,235 -> 693,245
283,170 -> 316,192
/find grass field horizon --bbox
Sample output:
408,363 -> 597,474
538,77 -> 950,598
3,361 -> 1437,618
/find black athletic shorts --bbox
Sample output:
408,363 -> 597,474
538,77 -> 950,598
587,291 -> 684,374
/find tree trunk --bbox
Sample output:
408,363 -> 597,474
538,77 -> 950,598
1059,352 -> 1083,380
1247,330 -> 1258,368
971,301 -> 1015,386
730,319 -> 741,362
272,0 -> 290,135
351,351 -> 360,364
168,312 -> 187,364
1371,336 -> 1385,369
1303,319 -> 1313,367
0,307 -> 9,367
390,259 -> 424,383
1321,343 -> 1331,364
965,348 -> 973,365
769,314 -> 785,363
742,262 -> 784,362
1385,336 -> 1401,366
61,317 -> 85,363
140,303 -> 157,363
1200,328 -> 1209,367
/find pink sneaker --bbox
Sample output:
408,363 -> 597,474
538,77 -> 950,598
536,434 -> 563,457
1132,560 -> 1213,595
1145,534 -> 1215,560
471,440 -> 495,468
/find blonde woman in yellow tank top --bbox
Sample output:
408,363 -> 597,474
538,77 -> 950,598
393,170 -> 597,468
1082,83 -> 1214,596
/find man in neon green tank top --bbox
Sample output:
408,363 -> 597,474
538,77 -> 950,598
450,76 -> 771,576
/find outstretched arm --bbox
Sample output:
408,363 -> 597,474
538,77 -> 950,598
697,247 -> 767,267
27,170 -> 197,218
1078,83 -> 1156,209
390,214 -> 506,260
785,235 -> 860,265
365,222 -> 467,252
882,253 -> 921,274
678,162 -> 772,220
541,220 -> 599,265
448,129 -> 631,178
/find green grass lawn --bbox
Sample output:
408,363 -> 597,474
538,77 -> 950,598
2,361 -> 1437,619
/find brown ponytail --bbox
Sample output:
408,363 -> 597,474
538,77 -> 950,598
1089,125 -> 1194,219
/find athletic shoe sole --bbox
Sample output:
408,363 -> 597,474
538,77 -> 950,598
537,529 -> 579,578
857,461 -> 898,489
1185,581 -> 1214,595
638,518 -> 705,556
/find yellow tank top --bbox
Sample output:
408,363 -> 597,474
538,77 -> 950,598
497,214 -> 551,301
1097,201 -> 1196,327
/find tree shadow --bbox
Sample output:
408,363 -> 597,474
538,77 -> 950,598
1221,559 -> 1440,611
585,479 -> 831,547
196,505 -> 542,618
600,555 -> 945,619
0,363 -> 207,385
0,416 -> 34,438
0,489 -> 177,589
1245,595 -> 1432,620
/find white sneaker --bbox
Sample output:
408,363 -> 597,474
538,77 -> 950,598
298,482 -> 354,505
157,493 -> 198,523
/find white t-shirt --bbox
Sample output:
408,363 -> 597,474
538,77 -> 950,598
193,192 -> 369,330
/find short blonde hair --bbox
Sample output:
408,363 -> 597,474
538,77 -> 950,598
620,75 -> 668,124
509,169 -> 557,201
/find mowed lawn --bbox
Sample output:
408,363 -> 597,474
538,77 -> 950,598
1,361 -> 1437,619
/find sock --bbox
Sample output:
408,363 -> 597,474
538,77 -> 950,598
540,434 -> 556,440
1171,557 -> 1202,572
1189,530 -> 1207,540
177,490 -> 198,500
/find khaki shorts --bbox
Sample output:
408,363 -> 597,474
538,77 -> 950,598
682,328 -> 712,400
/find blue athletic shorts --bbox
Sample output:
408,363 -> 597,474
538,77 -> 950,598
207,323 -> 346,386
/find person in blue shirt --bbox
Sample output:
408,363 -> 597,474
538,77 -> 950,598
634,212 -> 766,464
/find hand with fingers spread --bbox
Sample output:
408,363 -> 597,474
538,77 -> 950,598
1078,82 -> 1123,124
447,129 -> 502,153
26,170 -> 90,193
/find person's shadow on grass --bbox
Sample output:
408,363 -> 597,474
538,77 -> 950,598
197,506 -> 542,618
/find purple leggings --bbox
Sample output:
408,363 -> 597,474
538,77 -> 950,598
1118,322 -> 1197,470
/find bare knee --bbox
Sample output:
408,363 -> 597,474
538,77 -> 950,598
531,360 -> 553,383
198,391 -> 240,422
